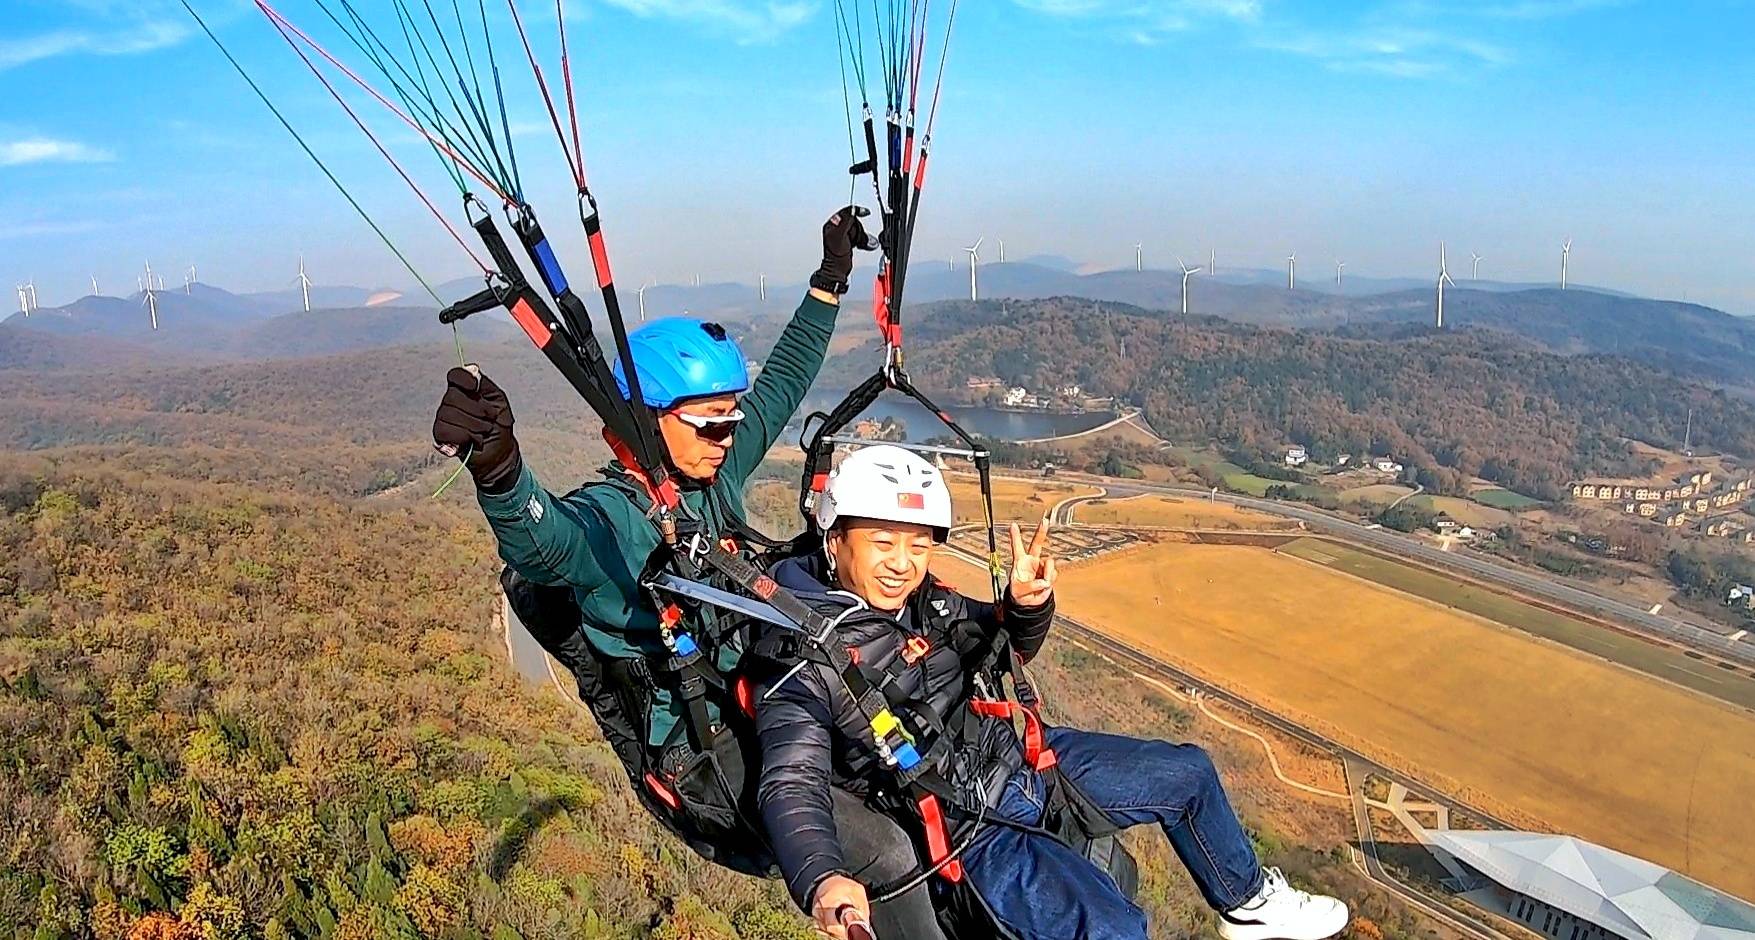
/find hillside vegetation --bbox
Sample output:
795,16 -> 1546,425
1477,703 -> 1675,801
0,456 -> 806,939
894,299 -> 1755,500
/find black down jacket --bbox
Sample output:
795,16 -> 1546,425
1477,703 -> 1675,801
748,553 -> 1054,910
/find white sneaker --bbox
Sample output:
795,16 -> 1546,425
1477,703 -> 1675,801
1218,867 -> 1350,940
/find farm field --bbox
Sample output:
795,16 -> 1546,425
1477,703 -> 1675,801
1071,494 -> 1295,530
1165,446 -> 1285,495
1470,487 -> 1544,510
1340,483 -> 1416,509
1052,539 -> 1755,900
1407,494 -> 1513,528
945,474 -> 1096,525
1278,537 -> 1755,710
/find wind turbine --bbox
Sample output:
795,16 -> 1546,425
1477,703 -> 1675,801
636,280 -> 655,321
998,239 -> 1006,264
294,255 -> 312,312
1286,253 -> 1296,290
1209,248 -> 1216,277
1436,241 -> 1455,329
1134,243 -> 1143,273
184,265 -> 195,294
1560,238 -> 1572,290
1335,261 -> 1345,287
964,238 -> 984,301
758,273 -> 767,301
1176,256 -> 1200,316
14,286 -> 27,316
91,275 -> 100,297
1470,251 -> 1482,281
142,266 -> 160,330
25,280 -> 37,312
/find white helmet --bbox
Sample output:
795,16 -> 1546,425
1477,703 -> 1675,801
815,444 -> 954,540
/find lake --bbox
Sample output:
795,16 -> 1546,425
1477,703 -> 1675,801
792,391 -> 1112,443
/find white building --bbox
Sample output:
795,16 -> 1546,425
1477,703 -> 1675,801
1003,387 -> 1028,407
1285,446 -> 1308,467
1373,458 -> 1404,474
1432,829 -> 1755,940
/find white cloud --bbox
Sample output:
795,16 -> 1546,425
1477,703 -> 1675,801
0,18 -> 188,71
1012,0 -> 1260,39
1478,0 -> 1633,18
1256,28 -> 1510,78
598,0 -> 817,43
0,137 -> 117,167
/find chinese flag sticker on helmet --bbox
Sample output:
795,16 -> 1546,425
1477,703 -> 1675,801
897,492 -> 926,510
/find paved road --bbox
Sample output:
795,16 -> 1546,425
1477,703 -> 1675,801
503,593 -> 561,685
1341,758 -> 1505,940
1035,470 -> 1755,668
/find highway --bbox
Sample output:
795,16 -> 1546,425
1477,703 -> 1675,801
1036,469 -> 1755,669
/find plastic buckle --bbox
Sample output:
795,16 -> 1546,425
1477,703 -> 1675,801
658,604 -> 699,657
870,709 -> 920,770
902,635 -> 931,665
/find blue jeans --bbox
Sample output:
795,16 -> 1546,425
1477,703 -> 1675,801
962,727 -> 1265,940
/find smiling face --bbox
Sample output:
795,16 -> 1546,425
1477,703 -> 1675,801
657,393 -> 740,481
826,518 -> 939,612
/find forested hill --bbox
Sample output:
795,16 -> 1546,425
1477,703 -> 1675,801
896,299 -> 1755,499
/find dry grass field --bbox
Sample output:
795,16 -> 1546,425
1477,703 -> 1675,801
1408,494 -> 1514,528
944,474 -> 1097,524
1071,494 -> 1295,530
1339,483 -> 1416,508
1053,540 -> 1755,900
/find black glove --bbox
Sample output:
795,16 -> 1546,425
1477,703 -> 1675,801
810,205 -> 879,296
432,365 -> 522,494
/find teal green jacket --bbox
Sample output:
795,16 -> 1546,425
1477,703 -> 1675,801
478,294 -> 838,746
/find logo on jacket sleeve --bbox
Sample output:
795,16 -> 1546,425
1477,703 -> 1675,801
525,495 -> 545,523
896,492 -> 926,510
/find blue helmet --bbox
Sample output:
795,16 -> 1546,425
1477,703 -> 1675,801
612,317 -> 750,409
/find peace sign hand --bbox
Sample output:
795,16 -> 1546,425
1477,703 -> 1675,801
1008,518 -> 1058,608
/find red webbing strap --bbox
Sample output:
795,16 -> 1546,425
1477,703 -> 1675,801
604,430 -> 681,511
969,699 -> 1056,771
916,793 -> 963,882
872,267 -> 900,347
645,773 -> 680,810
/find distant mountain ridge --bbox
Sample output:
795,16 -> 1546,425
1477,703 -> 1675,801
8,265 -> 1750,389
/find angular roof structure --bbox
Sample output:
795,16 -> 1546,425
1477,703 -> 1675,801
1431,830 -> 1755,940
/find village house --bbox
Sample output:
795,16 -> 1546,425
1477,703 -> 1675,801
1705,518 -> 1746,538
1373,458 -> 1404,474
1659,509 -> 1691,528
965,376 -> 1003,390
1003,386 -> 1029,407
1285,446 -> 1308,467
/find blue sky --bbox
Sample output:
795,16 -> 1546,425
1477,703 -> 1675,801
3,0 -> 1753,313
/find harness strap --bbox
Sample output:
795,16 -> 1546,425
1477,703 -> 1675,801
968,698 -> 1056,772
